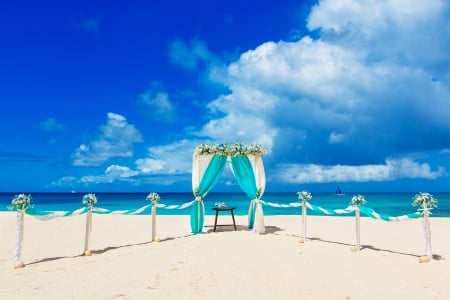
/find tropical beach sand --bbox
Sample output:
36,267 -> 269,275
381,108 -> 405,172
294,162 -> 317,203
1,212 -> 450,299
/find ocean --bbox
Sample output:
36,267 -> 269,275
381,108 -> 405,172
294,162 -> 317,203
1,192 -> 450,217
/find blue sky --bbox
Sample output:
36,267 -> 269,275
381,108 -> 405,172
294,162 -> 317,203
1,0 -> 450,193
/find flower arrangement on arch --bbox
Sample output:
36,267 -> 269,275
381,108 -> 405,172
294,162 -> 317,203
195,142 -> 266,156
8,193 -> 33,211
297,191 -> 312,202
147,192 -> 160,204
82,193 -> 97,208
412,192 -> 438,209
351,195 -> 367,206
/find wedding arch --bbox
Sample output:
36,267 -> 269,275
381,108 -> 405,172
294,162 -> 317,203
191,143 -> 267,234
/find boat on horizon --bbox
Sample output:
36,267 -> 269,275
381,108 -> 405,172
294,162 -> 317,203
335,186 -> 345,196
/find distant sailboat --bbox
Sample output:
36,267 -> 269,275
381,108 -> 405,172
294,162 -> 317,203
335,186 -> 344,196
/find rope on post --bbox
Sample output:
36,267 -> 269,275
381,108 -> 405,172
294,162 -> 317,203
84,208 -> 92,256
8,193 -> 32,269
82,193 -> 97,256
147,192 -> 161,242
412,192 -> 438,263
297,191 -> 312,243
350,195 -> 366,252
13,210 -> 25,269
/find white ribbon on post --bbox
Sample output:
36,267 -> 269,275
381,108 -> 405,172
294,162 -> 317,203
13,210 -> 25,269
84,208 -> 92,256
300,200 -> 307,243
354,206 -> 361,251
350,195 -> 366,252
422,202 -> 433,260
297,191 -> 312,243
412,192 -> 436,263
151,204 -> 160,242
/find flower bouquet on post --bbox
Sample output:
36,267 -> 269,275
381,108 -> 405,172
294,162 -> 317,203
9,193 -> 33,269
297,190 -> 312,243
350,195 -> 366,252
82,193 -> 97,256
147,192 -> 161,242
412,192 -> 437,263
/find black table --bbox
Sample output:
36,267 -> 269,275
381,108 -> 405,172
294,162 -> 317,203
212,207 -> 237,232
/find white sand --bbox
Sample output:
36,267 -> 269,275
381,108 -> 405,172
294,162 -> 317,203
1,212 -> 450,299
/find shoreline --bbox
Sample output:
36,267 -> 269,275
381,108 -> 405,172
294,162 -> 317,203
1,214 -> 450,299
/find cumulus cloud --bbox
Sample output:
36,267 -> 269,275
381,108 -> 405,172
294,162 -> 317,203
80,165 -> 139,184
193,0 -> 450,179
50,176 -> 78,187
71,112 -> 143,167
169,38 -> 218,71
138,139 -> 196,175
62,0 -> 450,188
138,84 -> 175,121
65,139 -> 195,187
275,158 -> 445,184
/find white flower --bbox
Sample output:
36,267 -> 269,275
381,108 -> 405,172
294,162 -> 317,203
351,195 -> 367,206
147,192 -> 160,203
195,142 -> 266,156
412,192 -> 438,208
82,193 -> 97,207
8,193 -> 32,211
297,191 -> 312,202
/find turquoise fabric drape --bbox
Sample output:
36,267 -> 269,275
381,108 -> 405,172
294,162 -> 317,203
231,156 -> 259,228
230,156 -> 258,197
191,155 -> 227,233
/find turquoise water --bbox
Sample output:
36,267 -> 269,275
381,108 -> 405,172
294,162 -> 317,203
1,192 -> 449,217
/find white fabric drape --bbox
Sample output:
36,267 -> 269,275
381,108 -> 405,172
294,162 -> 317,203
247,155 -> 266,194
248,154 -> 266,234
192,153 -> 214,193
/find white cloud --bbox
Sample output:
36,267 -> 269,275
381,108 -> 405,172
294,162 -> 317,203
135,158 -> 166,173
275,158 -> 445,184
196,113 -> 277,154
141,139 -> 196,174
66,139 -> 195,187
194,0 -> 450,169
307,0 -> 449,77
169,38 -> 218,71
61,1 -> 450,190
138,87 -> 175,121
328,131 -> 345,144
72,112 -> 143,166
79,165 -> 139,184
50,176 -> 77,187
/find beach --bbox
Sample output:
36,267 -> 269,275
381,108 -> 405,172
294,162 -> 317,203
1,212 -> 450,299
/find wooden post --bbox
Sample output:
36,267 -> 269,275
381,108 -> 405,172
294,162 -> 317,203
151,204 -> 160,242
352,206 -> 361,252
84,208 -> 92,256
13,210 -> 25,269
299,201 -> 307,243
419,202 -> 432,263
